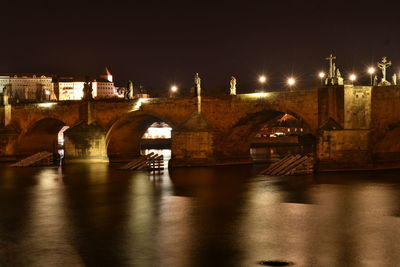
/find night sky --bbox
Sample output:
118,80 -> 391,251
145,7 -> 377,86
2,0 -> 400,95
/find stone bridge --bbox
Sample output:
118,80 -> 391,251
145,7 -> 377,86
1,86 -> 400,170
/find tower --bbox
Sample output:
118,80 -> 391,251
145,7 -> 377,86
100,67 -> 113,82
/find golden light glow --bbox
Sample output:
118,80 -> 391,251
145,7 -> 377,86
368,67 -> 375,75
349,74 -> 357,81
37,103 -> 56,108
258,75 -> 267,83
251,92 -> 269,97
171,85 -> 178,92
319,72 -> 326,78
287,77 -> 296,86
131,98 -> 149,111
240,92 -> 270,98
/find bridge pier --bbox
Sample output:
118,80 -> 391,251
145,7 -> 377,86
169,112 -> 253,167
316,85 -> 374,170
64,121 -> 108,162
0,104 -> 18,161
63,101 -> 107,162
0,125 -> 18,161
169,113 -> 215,167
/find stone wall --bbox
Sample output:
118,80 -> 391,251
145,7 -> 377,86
344,85 -> 371,129
171,132 -> 214,160
369,86 -> 400,167
4,88 -> 400,170
64,122 -> 108,161
371,86 -> 400,138
0,125 -> 18,161
316,85 -> 375,170
318,86 -> 344,127
317,130 -> 371,170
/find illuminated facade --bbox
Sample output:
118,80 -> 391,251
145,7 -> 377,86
1,67 -> 119,101
55,77 -> 85,100
53,68 -> 117,100
92,67 -> 116,98
0,74 -> 55,101
142,122 -> 172,139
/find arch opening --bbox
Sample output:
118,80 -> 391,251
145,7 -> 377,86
140,121 -> 172,163
141,121 -> 172,148
216,109 -> 315,164
18,118 -> 69,158
106,113 -> 174,163
250,113 -> 316,163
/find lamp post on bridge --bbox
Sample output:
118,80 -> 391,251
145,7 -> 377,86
170,85 -> 178,97
258,75 -> 266,92
349,74 -> 357,85
287,77 -> 296,90
368,67 -> 375,86
319,72 -> 326,86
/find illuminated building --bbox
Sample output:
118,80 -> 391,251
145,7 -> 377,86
256,114 -> 304,137
0,74 -> 55,101
92,67 -> 116,98
1,68 -> 124,101
53,67 -> 118,100
142,122 -> 172,139
54,77 -> 85,100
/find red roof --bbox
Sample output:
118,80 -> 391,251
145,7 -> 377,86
102,67 -> 112,76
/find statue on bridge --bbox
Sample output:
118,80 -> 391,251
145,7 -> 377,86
194,73 -> 201,97
336,67 -> 342,78
324,54 -> 344,86
194,73 -> 202,113
230,76 -> 237,95
1,86 -> 10,106
125,80 -> 134,100
378,57 -> 392,86
83,77 -> 93,100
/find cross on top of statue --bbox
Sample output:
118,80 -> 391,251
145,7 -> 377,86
325,54 -> 336,79
378,56 -> 392,84
324,54 -> 344,86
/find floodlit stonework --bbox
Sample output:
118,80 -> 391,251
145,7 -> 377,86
2,85 -> 400,170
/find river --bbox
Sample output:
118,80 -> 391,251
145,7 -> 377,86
1,153 -> 400,266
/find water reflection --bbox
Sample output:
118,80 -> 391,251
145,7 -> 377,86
1,163 -> 400,266
0,166 -> 84,266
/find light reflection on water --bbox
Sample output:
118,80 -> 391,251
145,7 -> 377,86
1,159 -> 400,266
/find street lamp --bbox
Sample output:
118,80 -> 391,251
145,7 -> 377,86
349,74 -> 357,85
318,72 -> 326,85
287,77 -> 296,87
170,85 -> 178,97
367,67 -> 375,86
258,75 -> 266,91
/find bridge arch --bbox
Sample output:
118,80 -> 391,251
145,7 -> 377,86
17,117 -> 68,156
106,111 -> 177,162
214,108 -> 315,160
